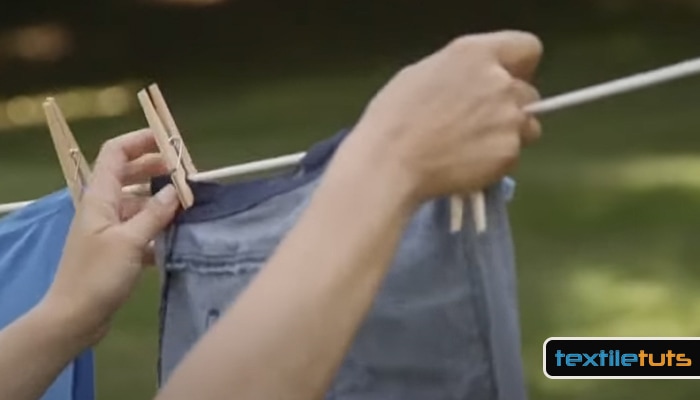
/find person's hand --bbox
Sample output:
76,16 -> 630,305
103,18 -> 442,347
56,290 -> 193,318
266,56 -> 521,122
343,30 -> 543,204
43,129 -> 180,345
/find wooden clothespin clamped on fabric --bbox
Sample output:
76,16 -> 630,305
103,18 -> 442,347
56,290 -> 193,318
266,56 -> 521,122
42,98 -> 92,207
449,193 -> 486,235
137,83 -> 197,209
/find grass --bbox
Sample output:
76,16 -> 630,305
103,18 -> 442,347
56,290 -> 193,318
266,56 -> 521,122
2,35 -> 700,399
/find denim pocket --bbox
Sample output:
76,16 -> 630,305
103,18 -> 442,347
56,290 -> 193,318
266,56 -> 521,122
159,258 -> 266,384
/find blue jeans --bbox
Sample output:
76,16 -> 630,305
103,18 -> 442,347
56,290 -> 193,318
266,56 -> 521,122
153,130 -> 526,400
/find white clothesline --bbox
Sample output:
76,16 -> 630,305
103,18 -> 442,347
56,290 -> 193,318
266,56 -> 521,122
3,56 -> 700,217
0,152 -> 307,216
526,57 -> 700,114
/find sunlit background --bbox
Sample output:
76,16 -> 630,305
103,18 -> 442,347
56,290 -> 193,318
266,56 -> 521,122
1,1 -> 700,399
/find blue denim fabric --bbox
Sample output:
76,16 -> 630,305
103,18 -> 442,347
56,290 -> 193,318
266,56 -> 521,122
153,130 -> 525,400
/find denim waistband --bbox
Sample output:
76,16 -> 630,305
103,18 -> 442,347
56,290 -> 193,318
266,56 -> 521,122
152,129 -> 517,224
152,129 -> 349,224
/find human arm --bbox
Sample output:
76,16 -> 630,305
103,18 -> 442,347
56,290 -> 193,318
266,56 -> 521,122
155,134 -> 417,400
156,30 -> 543,400
0,296 -> 98,400
0,130 -> 180,400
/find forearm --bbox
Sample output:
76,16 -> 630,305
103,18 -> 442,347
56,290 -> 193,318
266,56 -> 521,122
157,133 -> 418,400
0,300 -> 91,400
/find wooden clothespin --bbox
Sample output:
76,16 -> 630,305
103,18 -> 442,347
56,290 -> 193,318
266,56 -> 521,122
450,194 -> 486,234
137,84 -> 196,209
147,84 -> 197,175
42,98 -> 91,207
449,196 -> 464,233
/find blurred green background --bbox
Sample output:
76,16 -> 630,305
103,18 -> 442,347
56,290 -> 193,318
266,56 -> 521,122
1,0 -> 700,399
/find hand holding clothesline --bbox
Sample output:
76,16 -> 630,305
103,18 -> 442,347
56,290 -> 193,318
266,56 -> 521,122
460,55 -> 700,235
351,30 -> 543,206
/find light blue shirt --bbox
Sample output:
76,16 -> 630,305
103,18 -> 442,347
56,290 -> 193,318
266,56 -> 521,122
0,189 -> 94,400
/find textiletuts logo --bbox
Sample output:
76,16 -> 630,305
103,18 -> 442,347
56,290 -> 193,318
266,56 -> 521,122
543,337 -> 700,379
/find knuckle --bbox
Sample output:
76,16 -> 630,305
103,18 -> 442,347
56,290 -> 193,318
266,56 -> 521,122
506,78 -> 522,94
498,29 -> 542,47
98,138 -> 121,160
449,35 -> 474,51
522,32 -> 544,56
446,35 -> 486,57
516,80 -> 539,98
397,64 -> 415,78
501,135 -> 521,163
484,66 -> 512,92
504,153 -> 519,167
531,117 -> 543,134
501,29 -> 534,38
508,79 -> 541,106
121,161 -> 136,177
490,65 -> 511,82
101,138 -> 119,153
530,120 -> 542,140
504,104 -> 526,126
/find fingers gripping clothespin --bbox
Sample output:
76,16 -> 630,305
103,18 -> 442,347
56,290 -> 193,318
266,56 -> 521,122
137,83 -> 196,209
43,98 -> 92,206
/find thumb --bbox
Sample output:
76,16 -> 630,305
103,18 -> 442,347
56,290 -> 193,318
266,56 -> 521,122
119,184 -> 180,246
483,30 -> 543,81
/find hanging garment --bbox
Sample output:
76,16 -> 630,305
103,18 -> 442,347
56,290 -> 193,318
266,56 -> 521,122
0,189 -> 95,400
153,130 -> 526,400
